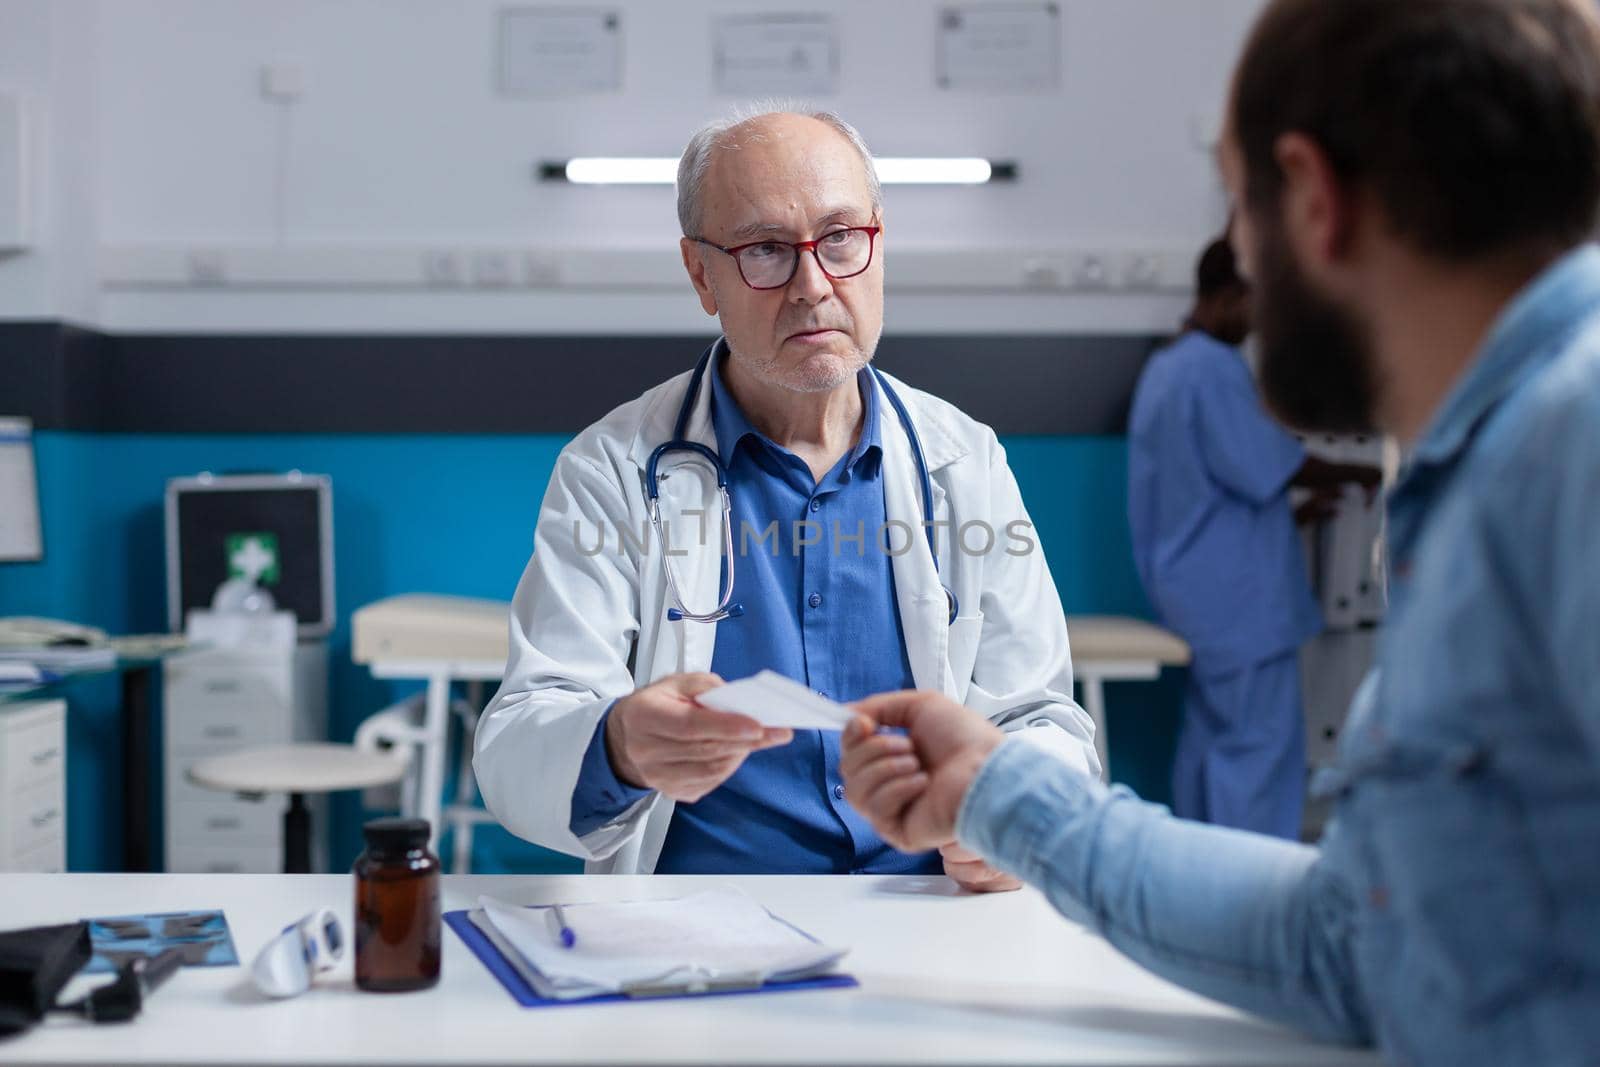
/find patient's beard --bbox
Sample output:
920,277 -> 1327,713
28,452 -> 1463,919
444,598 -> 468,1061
1252,215 -> 1383,434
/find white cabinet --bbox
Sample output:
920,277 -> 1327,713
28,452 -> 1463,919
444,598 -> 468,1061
163,642 -> 327,873
0,699 -> 67,871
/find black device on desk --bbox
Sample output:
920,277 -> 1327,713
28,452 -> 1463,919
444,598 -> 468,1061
0,922 -> 91,1036
0,922 -> 186,1037
53,946 -> 184,1023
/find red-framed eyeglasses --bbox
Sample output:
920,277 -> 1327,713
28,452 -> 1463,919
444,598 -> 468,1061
691,226 -> 882,291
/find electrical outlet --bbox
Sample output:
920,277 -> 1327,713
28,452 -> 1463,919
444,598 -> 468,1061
1021,257 -> 1063,289
187,249 -> 226,286
1074,253 -> 1111,290
261,63 -> 306,102
471,251 -> 513,287
423,250 -> 463,287
522,252 -> 559,287
1123,253 -> 1165,290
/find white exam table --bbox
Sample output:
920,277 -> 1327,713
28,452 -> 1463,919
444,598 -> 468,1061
1065,615 -> 1192,780
352,594 -> 510,871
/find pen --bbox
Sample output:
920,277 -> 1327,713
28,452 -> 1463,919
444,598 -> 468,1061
547,903 -> 577,949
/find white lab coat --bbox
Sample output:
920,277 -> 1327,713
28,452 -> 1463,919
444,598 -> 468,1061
474,358 -> 1100,874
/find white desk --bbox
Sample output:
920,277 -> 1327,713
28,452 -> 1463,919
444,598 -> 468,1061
1067,616 -> 1192,780
2,873 -> 1377,1066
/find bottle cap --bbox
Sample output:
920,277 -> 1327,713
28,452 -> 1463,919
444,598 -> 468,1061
362,816 -> 430,851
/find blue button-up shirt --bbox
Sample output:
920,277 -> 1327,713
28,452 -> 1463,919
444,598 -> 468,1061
1127,330 -> 1323,670
958,247 -> 1600,1064
571,354 -> 935,875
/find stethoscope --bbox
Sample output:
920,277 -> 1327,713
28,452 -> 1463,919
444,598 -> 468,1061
646,341 -> 959,627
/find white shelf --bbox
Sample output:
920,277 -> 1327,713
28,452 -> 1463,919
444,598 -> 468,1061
100,243 -> 1194,294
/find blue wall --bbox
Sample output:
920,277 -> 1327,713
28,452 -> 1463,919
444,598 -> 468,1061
0,430 -> 1182,872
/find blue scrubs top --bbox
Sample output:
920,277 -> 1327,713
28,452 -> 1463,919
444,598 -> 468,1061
1127,330 -> 1323,670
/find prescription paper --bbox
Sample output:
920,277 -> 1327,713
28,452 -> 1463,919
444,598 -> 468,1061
694,670 -> 856,730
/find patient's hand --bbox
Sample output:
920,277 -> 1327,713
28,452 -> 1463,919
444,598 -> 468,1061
839,690 -> 1005,852
940,842 -> 1022,893
607,673 -> 793,802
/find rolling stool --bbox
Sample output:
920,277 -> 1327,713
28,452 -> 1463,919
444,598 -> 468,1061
187,744 -> 409,873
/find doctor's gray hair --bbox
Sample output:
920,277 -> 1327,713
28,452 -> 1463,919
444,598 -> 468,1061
676,103 -> 883,238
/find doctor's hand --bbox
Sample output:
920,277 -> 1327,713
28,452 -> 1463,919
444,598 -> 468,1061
839,690 -> 1006,853
939,842 -> 1022,894
606,673 -> 793,803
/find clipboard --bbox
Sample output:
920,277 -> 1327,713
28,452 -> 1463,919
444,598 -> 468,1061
445,910 -> 859,1008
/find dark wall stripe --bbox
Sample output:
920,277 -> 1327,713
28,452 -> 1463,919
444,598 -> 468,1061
2,322 -> 70,428
875,334 -> 1160,435
1,323 -> 1162,436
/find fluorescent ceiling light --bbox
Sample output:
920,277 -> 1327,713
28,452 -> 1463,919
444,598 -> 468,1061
874,158 -> 992,184
550,157 -> 1012,185
563,157 -> 679,184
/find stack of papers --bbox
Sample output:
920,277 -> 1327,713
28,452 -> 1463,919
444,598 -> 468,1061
0,646 -> 116,672
106,633 -> 190,658
0,662 -> 53,688
470,888 -> 847,1001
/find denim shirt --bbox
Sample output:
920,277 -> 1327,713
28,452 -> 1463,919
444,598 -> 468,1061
1315,245 -> 1600,1062
959,246 -> 1600,1065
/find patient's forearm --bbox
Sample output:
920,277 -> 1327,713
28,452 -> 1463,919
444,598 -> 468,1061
958,740 -> 1372,1045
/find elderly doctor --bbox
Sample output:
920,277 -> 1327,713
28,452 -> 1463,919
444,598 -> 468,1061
474,107 -> 1097,886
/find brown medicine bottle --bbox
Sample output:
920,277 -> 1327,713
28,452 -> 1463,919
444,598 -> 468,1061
353,817 -> 441,992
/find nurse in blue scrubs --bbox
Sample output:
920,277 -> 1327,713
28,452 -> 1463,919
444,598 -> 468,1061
1127,238 -> 1378,839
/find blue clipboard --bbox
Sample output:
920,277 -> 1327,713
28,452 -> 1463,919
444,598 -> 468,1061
445,910 -> 858,1008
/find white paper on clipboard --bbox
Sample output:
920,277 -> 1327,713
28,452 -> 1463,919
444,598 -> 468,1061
0,416 -> 42,562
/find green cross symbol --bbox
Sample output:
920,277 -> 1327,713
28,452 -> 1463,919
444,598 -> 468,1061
226,532 -> 280,586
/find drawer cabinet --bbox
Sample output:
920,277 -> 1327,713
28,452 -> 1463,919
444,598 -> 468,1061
0,700 -> 67,872
163,643 -> 326,873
